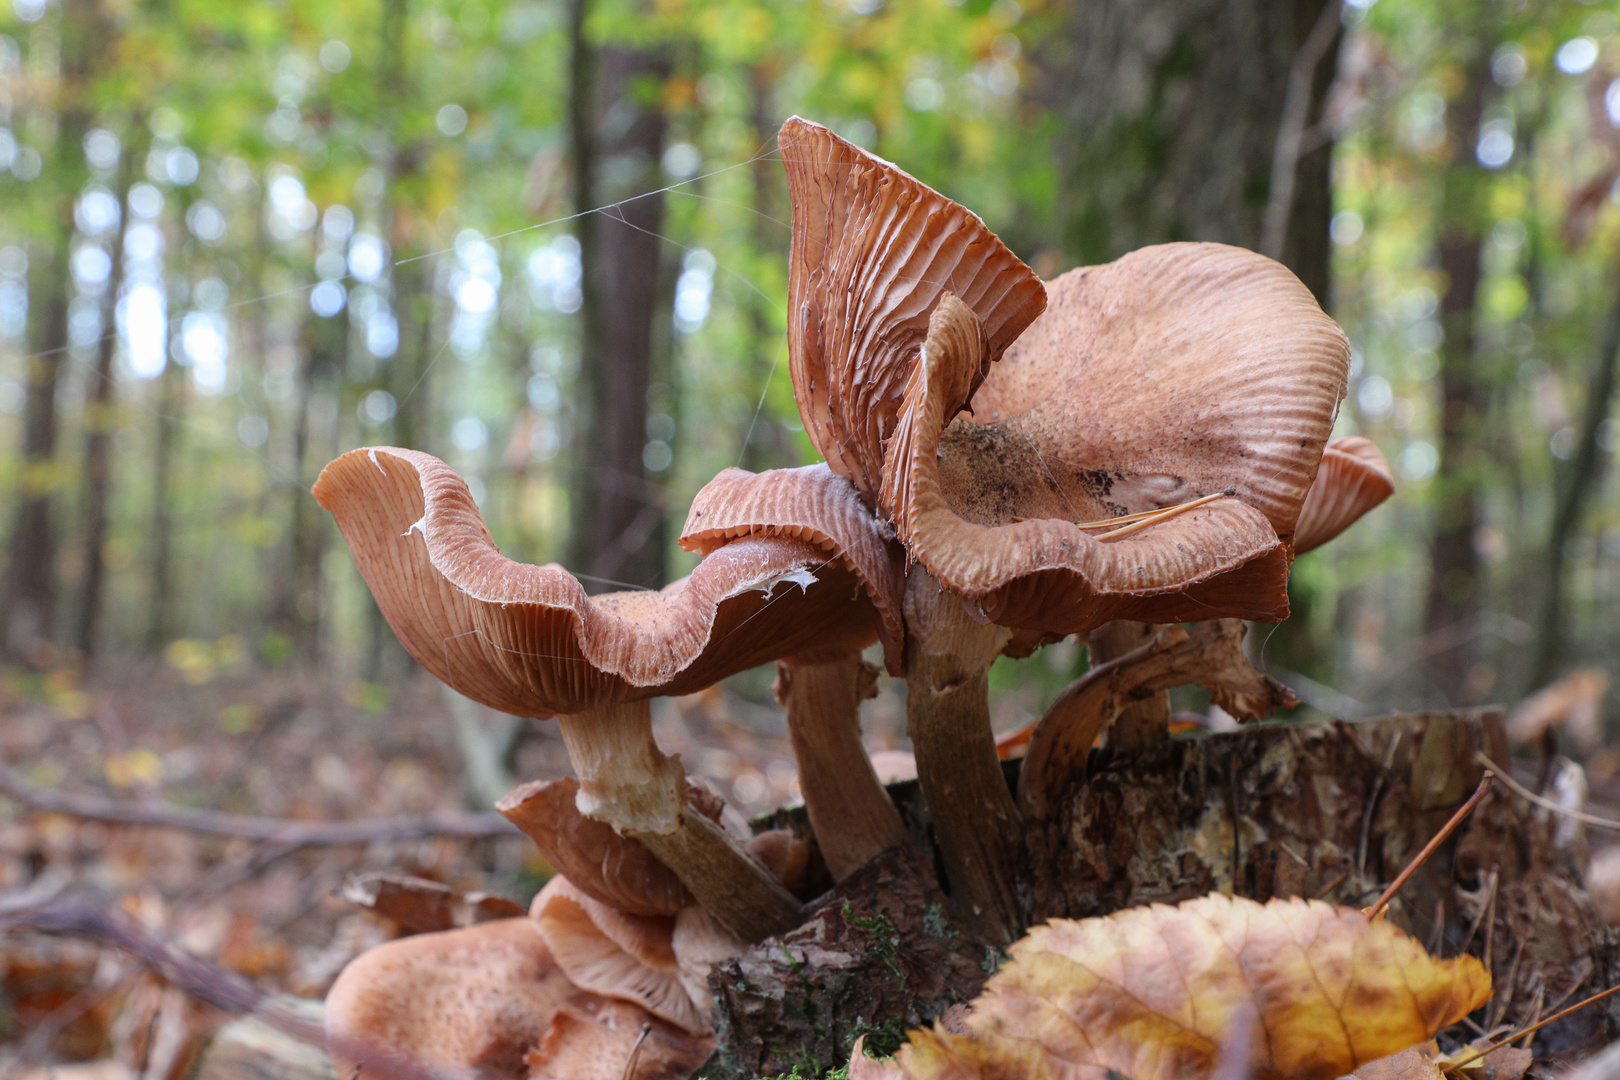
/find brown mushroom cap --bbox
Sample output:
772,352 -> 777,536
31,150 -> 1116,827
530,876 -> 707,1035
879,243 -> 1350,634
680,462 -> 905,672
1292,435 -> 1395,555
313,447 -> 881,717
324,917 -> 574,1080
497,777 -> 701,918
779,117 -> 1046,502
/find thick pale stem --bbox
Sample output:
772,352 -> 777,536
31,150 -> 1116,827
556,701 -> 803,943
903,568 -> 1023,944
775,652 -> 910,881
556,701 -> 686,834
1087,621 -> 1170,750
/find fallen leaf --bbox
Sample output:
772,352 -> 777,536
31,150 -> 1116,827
850,893 -> 1490,1080
1345,1045 -> 1442,1080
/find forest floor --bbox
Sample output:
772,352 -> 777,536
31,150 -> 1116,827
0,649 -> 858,1075
2,651 -> 1618,1077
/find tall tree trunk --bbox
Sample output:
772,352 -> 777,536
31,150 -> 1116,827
146,356 -> 183,652
1528,262 -> 1620,688
566,0 -> 672,591
1028,0 -> 1342,698
74,123 -> 137,660
1421,41 -> 1494,705
4,0 -> 103,661
1029,0 -> 1339,302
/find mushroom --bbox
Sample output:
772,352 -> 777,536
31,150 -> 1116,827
525,997 -> 713,1080
324,917 -> 576,1080
681,463 -> 910,881
497,776 -> 719,918
1293,435 -> 1395,555
531,876 -> 708,1035
314,447 -> 885,943
765,120 -> 1349,943
1015,620 -> 1297,817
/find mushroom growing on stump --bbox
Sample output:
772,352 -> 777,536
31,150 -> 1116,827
770,118 -> 1049,943
314,447 -> 887,943
681,462 -> 910,882
874,259 -> 1349,937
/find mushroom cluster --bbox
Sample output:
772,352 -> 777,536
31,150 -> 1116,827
319,115 -> 1393,1065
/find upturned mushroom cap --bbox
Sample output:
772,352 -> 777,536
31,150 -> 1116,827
324,917 -> 575,1080
879,242 -> 1350,634
681,463 -> 905,673
1292,436 -> 1395,555
530,876 -> 706,1035
498,776 -> 709,918
313,447 -> 882,716
779,117 -> 1047,502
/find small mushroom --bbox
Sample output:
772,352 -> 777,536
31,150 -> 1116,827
531,876 -> 707,1035
1015,620 -> 1297,817
315,447 -> 885,943
497,776 -> 710,918
1292,435 -> 1395,555
324,917 -> 575,1080
525,998 -> 713,1080
682,462 -> 911,882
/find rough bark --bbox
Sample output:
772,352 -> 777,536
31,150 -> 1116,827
4,0 -> 104,661
1422,40 -> 1494,705
707,712 -> 1616,1075
1027,0 -> 1338,303
566,0 -> 672,591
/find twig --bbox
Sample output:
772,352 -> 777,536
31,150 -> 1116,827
1455,982 -> 1620,1071
1365,771 -> 1492,920
1477,752 -> 1620,830
1260,0 -> 1345,259
0,765 -> 518,844
621,1023 -> 652,1080
0,889 -> 491,1080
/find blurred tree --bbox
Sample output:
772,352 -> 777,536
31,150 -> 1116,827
3,0 -> 108,661
565,0 -> 672,590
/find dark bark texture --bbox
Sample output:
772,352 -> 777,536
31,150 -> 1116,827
1027,0 -> 1338,303
567,1 -> 672,591
708,713 -> 1616,1077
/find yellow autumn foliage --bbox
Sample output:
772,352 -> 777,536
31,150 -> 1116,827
850,894 -> 1491,1080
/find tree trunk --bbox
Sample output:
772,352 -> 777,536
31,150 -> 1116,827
566,0 -> 672,591
1529,259 -> 1620,688
75,123 -> 138,660
1028,0 -> 1338,302
1421,41 -> 1494,705
146,358 -> 184,652
4,0 -> 104,662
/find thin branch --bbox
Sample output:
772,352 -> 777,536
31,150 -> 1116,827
1260,0 -> 1345,260
0,765 -> 518,845
0,888 -> 486,1080
1477,753 -> 1620,831
1365,771 -> 1492,920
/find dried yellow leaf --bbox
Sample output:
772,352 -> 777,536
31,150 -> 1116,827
850,894 -> 1490,1080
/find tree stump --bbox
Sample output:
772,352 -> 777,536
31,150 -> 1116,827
708,710 -> 1618,1077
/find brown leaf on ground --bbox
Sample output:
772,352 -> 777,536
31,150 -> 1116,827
1344,1045 -> 1442,1080
850,894 -> 1490,1080
340,870 -> 525,933
1507,669 -> 1608,752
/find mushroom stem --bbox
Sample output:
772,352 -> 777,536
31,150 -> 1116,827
555,701 -> 803,944
774,652 -> 910,881
903,567 -> 1023,944
1086,621 -> 1171,750
1017,620 -> 1294,818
